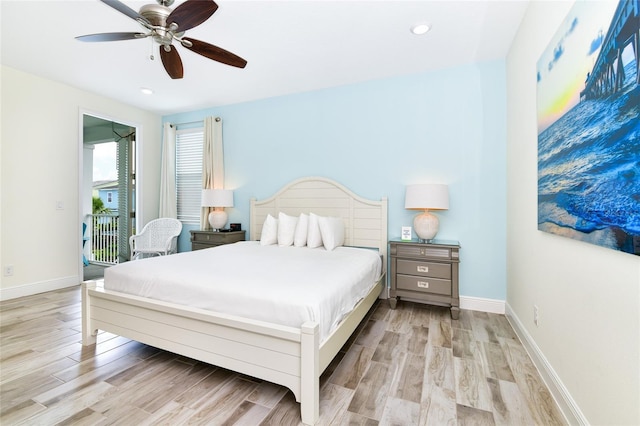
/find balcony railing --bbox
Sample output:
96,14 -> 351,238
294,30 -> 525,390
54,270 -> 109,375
86,214 -> 119,265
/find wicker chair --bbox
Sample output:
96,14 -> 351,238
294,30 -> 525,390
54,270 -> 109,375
129,218 -> 183,260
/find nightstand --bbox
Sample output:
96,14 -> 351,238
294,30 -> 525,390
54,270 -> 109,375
190,230 -> 246,251
389,239 -> 460,319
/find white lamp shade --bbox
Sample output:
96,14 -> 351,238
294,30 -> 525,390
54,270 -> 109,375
405,184 -> 449,241
405,184 -> 449,210
201,189 -> 234,208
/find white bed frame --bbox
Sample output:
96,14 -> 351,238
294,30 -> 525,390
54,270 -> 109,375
82,176 -> 388,425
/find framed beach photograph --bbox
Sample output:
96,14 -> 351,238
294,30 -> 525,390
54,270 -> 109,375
536,0 -> 640,256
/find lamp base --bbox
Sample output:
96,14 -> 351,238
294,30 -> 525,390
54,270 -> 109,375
413,211 -> 439,241
208,210 -> 228,230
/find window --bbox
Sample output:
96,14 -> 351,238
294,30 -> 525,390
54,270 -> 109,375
107,192 -> 112,203
176,127 -> 204,224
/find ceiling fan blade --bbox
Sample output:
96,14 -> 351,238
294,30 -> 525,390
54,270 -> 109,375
160,45 -> 184,79
100,0 -> 151,26
182,37 -> 247,69
76,32 -> 146,42
167,0 -> 218,32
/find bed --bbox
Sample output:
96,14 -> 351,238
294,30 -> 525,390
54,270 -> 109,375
82,176 -> 388,425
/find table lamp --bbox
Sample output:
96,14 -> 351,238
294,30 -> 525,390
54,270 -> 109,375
405,184 -> 449,241
201,189 -> 233,230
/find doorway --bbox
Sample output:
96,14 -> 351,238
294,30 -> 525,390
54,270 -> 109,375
81,114 -> 138,280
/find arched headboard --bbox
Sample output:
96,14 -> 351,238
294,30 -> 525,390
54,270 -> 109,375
250,176 -> 388,263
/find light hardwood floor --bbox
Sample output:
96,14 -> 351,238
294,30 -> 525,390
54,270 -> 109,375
0,286 -> 566,425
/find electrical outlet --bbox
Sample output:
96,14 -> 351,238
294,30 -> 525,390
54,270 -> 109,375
534,305 -> 539,327
4,265 -> 14,276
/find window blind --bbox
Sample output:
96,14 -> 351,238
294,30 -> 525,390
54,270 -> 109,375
176,127 -> 204,224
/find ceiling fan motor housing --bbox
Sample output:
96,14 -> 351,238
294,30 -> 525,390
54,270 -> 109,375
139,4 -> 173,46
139,4 -> 170,26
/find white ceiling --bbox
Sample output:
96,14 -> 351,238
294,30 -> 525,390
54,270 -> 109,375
1,0 -> 529,116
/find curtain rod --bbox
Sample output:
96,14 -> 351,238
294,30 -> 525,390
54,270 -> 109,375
172,117 -> 221,128
173,120 -> 201,128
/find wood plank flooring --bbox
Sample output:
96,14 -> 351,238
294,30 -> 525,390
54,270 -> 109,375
0,286 -> 566,425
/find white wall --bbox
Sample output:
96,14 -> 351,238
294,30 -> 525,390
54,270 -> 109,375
0,66 -> 162,299
506,2 -> 640,425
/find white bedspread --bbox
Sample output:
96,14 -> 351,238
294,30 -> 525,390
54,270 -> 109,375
104,241 -> 382,342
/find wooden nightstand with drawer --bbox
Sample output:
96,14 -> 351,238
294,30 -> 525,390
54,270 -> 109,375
190,230 -> 245,251
389,239 -> 460,319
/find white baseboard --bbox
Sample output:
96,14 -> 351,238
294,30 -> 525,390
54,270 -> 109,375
505,302 -> 587,425
0,276 -> 80,301
460,295 -> 505,314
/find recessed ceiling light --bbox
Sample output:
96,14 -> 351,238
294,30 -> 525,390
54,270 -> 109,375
411,23 -> 431,35
140,87 -> 154,95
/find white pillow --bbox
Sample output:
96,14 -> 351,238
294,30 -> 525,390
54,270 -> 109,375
260,214 -> 278,246
294,213 -> 309,247
318,216 -> 345,251
307,213 -> 323,248
278,212 -> 298,246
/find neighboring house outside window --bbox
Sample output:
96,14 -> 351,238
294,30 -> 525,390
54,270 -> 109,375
93,180 -> 119,211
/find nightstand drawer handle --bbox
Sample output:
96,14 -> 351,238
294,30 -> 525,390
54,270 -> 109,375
417,281 -> 429,289
416,265 -> 429,273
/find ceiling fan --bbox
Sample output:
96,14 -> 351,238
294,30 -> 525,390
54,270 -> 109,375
76,0 -> 247,79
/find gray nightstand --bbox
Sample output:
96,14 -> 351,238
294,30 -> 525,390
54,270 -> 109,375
389,239 -> 460,319
190,230 -> 246,251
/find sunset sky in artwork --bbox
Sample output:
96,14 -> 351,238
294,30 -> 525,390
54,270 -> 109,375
536,1 -> 618,133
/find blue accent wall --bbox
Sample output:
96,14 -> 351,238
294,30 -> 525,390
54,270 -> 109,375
164,60 -> 507,300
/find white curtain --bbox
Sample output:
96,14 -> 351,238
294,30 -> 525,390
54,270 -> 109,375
201,117 -> 224,229
159,122 -> 177,218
